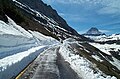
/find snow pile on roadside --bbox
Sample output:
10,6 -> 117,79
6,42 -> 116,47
0,34 -> 36,59
0,16 -> 32,37
0,46 -> 47,79
0,16 -> 59,54
0,16 -> 59,79
0,16 -> 36,54
59,39 -> 117,79
0,46 -> 45,72
29,31 -> 59,45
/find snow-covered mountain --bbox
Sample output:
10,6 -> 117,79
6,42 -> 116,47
83,27 -> 120,44
83,27 -> 105,36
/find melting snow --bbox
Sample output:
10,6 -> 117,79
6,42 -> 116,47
0,16 -> 59,79
85,34 -> 120,42
59,39 -> 117,79
89,43 -> 120,55
90,43 -> 120,70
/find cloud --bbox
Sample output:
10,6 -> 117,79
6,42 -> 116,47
43,0 -> 120,16
98,0 -> 120,15
58,13 -> 65,16
58,13 -> 87,22
99,30 -> 110,33
97,21 -> 120,27
47,0 -> 102,5
43,0 -> 120,34
78,30 -> 88,34
55,0 -> 120,15
42,0 -> 55,4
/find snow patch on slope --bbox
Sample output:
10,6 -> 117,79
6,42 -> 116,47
90,43 -> 120,70
90,43 -> 120,55
59,39 -> 117,79
85,34 -> 120,42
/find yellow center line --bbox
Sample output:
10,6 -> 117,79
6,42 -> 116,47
15,61 -> 33,79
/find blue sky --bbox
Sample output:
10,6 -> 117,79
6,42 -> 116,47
42,0 -> 120,35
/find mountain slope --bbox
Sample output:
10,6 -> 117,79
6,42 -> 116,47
17,0 -> 77,33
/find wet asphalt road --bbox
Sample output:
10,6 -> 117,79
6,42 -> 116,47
17,46 -> 82,79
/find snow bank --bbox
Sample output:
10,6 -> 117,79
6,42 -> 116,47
0,16 -> 59,56
7,16 -> 33,38
59,39 -> 117,79
0,15 -> 59,79
0,46 -> 45,72
29,30 -> 59,45
0,46 -> 47,79
0,16 -> 32,38
0,17 -> 37,58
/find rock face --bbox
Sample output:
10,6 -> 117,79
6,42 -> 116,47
17,0 -> 78,34
84,27 -> 105,36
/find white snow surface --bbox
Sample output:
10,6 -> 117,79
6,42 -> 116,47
59,39 -> 117,79
92,55 -> 103,62
90,43 -> 120,70
29,30 -> 59,45
0,16 -> 59,79
109,57 -> 120,70
0,16 -> 32,38
89,43 -> 120,55
0,46 -> 45,72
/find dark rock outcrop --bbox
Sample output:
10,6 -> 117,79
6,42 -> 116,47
17,0 -> 78,35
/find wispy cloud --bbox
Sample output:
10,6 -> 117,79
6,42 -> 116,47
78,30 -> 88,34
99,30 -> 110,33
45,0 -> 120,16
97,21 -> 120,27
98,0 -> 120,15
58,13 -> 65,16
55,0 -> 102,5
43,0 -> 102,5
58,13 -> 87,22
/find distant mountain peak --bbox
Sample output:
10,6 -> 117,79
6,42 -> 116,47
84,27 -> 105,36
